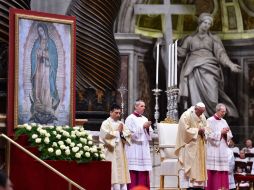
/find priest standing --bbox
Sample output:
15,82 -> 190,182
99,104 -> 131,190
125,100 -> 153,189
175,102 -> 208,189
206,103 -> 233,190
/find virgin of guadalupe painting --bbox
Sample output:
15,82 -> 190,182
7,9 -> 76,133
18,20 -> 73,125
30,22 -> 60,124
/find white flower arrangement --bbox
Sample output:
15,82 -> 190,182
15,123 -> 105,163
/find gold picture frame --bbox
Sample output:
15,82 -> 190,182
8,9 -> 76,134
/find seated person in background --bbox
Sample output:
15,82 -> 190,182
0,170 -> 13,190
229,139 -> 240,156
242,139 -> 254,153
235,150 -> 250,190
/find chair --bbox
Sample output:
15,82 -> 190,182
157,123 -> 181,190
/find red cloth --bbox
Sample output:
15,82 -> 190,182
10,143 -> 111,190
205,170 -> 229,190
127,170 -> 150,190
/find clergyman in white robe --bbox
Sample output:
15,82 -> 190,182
100,105 -> 131,190
125,100 -> 153,189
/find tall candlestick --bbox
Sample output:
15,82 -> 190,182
174,40 -> 178,86
171,44 -> 175,88
168,44 -> 171,88
156,43 -> 159,88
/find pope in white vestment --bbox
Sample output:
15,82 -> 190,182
100,104 -> 131,190
175,103 -> 208,188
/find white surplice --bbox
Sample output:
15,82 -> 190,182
206,116 -> 233,171
125,113 -> 153,171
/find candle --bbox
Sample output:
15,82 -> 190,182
174,40 -> 178,86
171,43 -> 175,88
156,43 -> 159,88
168,44 -> 171,88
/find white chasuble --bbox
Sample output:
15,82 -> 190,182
100,117 -> 131,184
206,116 -> 232,171
175,106 -> 208,186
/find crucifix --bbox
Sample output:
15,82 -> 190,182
134,0 -> 195,77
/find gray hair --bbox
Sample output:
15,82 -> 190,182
134,99 -> 144,107
215,103 -> 226,112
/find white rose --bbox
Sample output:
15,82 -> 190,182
91,148 -> 97,153
35,138 -> 41,143
70,142 -> 75,147
37,126 -> 42,132
79,150 -> 84,155
56,134 -> 61,139
58,141 -> 64,145
49,125 -> 54,129
32,134 -> 38,139
39,129 -> 46,135
77,143 -> 82,148
80,138 -> 87,144
60,145 -> 66,150
53,131 -> 57,135
65,149 -> 70,155
65,138 -> 72,144
100,153 -> 105,159
75,131 -> 81,137
56,126 -> 62,131
85,152 -> 90,157
25,125 -> 32,131
75,153 -> 81,158
63,131 -> 70,137
72,147 -> 79,153
88,141 -> 93,145
83,146 -> 89,151
94,153 -> 98,157
64,125 -> 70,128
87,135 -> 93,141
23,123 -> 29,128
52,142 -> 58,147
30,123 -> 37,127
55,149 -> 61,156
48,148 -> 54,153
71,134 -> 76,138
45,133 -> 51,137
44,137 -> 50,144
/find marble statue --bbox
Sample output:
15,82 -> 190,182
178,13 -> 241,117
